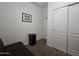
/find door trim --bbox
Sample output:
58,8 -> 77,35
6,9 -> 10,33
53,2 -> 79,11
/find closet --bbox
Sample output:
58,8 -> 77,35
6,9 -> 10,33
53,7 -> 67,53
53,2 -> 79,55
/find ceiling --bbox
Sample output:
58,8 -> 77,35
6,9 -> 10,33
31,2 -> 48,8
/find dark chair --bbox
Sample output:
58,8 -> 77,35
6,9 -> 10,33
0,38 -> 33,56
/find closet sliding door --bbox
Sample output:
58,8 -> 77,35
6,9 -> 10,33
68,3 -> 79,55
53,7 -> 67,53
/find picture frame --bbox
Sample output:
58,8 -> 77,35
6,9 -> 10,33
22,12 -> 32,22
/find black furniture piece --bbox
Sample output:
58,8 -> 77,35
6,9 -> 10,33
28,34 -> 36,46
0,38 -> 33,56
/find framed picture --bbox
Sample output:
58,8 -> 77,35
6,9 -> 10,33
22,12 -> 32,22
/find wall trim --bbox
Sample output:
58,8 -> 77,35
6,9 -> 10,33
47,42 -> 54,47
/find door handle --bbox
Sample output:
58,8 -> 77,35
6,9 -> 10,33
53,29 -> 55,31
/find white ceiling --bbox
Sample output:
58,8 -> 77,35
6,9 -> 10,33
31,2 -> 48,8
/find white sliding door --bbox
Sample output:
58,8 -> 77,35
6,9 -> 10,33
68,3 -> 79,55
53,7 -> 67,53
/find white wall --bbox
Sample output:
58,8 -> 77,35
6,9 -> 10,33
0,2 -> 44,46
47,2 -> 74,47
43,6 -> 48,39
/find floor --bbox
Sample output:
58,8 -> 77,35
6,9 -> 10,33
26,39 -> 70,56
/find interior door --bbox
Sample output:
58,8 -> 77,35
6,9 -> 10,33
68,3 -> 79,55
53,7 -> 67,53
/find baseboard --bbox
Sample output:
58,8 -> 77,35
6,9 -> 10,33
24,42 -> 28,45
47,42 -> 54,47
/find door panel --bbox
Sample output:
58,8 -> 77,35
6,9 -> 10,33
69,4 -> 79,34
68,3 -> 79,55
68,48 -> 79,56
69,37 -> 79,51
54,7 -> 67,33
53,7 -> 67,53
55,32 -> 67,46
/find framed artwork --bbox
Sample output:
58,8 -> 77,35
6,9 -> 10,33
22,12 -> 32,22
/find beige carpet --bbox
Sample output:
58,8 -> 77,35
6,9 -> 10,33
26,39 -> 68,56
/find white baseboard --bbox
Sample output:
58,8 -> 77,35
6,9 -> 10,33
47,42 -> 54,47
24,42 -> 28,45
